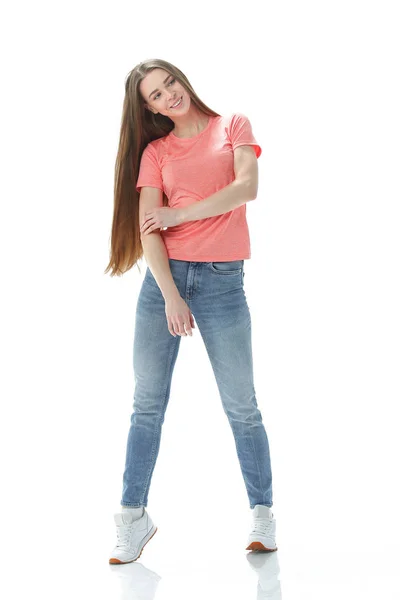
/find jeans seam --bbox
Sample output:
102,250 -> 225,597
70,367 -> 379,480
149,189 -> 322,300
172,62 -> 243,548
250,425 -> 264,505
139,334 -> 180,506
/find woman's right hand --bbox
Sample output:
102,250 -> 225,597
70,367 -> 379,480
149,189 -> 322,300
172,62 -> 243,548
165,294 -> 196,337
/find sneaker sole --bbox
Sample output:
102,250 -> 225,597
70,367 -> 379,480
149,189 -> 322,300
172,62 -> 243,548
246,541 -> 278,552
109,526 -> 158,564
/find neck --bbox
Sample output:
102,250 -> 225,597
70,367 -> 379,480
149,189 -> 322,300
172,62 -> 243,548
171,108 -> 209,138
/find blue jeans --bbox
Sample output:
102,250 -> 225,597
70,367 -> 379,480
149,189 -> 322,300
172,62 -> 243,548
121,259 -> 273,510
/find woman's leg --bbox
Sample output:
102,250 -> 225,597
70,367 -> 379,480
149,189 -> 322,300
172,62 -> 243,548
120,267 -> 182,508
190,261 -> 273,509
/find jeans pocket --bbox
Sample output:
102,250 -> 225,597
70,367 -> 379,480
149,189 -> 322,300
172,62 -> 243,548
210,260 -> 243,275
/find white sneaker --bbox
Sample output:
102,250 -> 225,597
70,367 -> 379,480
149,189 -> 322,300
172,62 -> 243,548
109,508 -> 158,564
246,505 -> 278,552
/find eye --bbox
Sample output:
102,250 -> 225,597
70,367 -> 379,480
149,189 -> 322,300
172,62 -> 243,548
154,78 -> 176,100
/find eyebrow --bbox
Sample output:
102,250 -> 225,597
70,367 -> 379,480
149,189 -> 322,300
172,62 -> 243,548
148,75 -> 172,100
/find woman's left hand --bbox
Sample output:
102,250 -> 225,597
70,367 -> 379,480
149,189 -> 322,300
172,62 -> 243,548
140,207 -> 185,235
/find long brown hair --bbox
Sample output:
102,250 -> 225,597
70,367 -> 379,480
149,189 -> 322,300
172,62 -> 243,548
104,58 -> 221,277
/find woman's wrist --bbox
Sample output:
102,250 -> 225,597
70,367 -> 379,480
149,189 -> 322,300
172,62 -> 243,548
177,207 -> 188,225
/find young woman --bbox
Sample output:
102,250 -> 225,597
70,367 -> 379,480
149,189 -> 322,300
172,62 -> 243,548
106,58 -> 277,564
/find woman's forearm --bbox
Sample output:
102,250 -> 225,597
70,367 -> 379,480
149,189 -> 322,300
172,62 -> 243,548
141,232 -> 180,301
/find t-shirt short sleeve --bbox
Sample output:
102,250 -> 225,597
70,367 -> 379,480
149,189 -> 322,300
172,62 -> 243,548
136,143 -> 163,193
228,113 -> 262,158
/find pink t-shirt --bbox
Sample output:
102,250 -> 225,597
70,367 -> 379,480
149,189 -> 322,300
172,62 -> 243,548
136,113 -> 262,261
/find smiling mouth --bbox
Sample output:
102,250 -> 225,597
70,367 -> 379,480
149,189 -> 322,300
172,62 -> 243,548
170,96 -> 182,109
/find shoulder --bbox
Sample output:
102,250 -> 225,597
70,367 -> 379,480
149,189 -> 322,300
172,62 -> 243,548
224,112 -> 251,133
224,112 -> 253,138
141,137 -> 166,161
227,112 -> 250,126
144,138 -> 161,152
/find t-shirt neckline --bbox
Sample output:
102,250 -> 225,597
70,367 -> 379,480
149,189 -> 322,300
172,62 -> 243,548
169,115 -> 213,141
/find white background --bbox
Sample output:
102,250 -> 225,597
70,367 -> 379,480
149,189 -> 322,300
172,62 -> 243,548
1,1 -> 399,597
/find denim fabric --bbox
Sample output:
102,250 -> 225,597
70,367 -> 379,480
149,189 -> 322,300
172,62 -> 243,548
121,259 -> 273,509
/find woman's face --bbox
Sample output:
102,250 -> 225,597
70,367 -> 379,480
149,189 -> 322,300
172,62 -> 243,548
140,68 -> 188,115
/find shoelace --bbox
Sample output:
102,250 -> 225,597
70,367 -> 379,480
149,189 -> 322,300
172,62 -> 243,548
251,517 -> 273,536
116,523 -> 133,547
